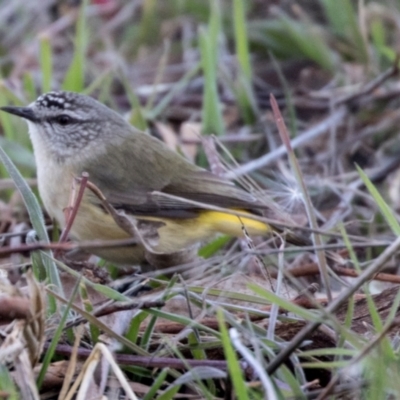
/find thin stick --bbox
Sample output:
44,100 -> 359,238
270,94 -> 331,302
49,343 -> 246,371
59,173 -> 89,243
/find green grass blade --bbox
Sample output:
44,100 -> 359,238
62,0 -> 88,92
0,142 -> 63,301
217,308 -> 249,400
23,72 -> 37,102
198,235 -> 230,258
280,16 -> 335,71
0,365 -> 19,400
0,137 -> 35,171
199,27 -> 224,135
37,276 -> 80,388
155,385 -> 181,400
199,1 -> 224,136
0,86 -> 17,142
136,0 -> 159,50
146,307 -> 220,337
279,364 -> 307,399
39,33 -> 53,93
320,0 -> 368,63
231,0 -> 257,124
143,368 -> 170,400
233,0 -> 251,80
79,281 -> 100,344
118,71 -> 148,131
269,52 -> 297,136
147,63 -> 201,120
125,310 -> 149,345
356,165 -> 400,235
249,283 -> 317,321
140,314 -> 157,350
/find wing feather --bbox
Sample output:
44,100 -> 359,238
83,132 -> 266,218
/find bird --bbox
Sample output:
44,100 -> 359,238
0,91 -> 307,267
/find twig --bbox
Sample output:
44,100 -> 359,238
0,235 -> 393,263
181,133 -> 263,144
59,173 -> 89,244
47,343 -> 246,371
0,238 -> 140,257
269,263 -> 400,285
0,296 -> 31,323
334,60 -> 399,107
64,300 -> 165,330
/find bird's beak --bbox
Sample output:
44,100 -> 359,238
0,106 -> 38,122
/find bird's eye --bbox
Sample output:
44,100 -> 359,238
56,115 -> 72,126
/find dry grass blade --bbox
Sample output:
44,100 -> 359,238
270,93 -> 331,302
63,343 -> 138,400
0,270 -> 45,368
23,269 -> 45,367
0,270 -> 45,399
58,325 -> 84,400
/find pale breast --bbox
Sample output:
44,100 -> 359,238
36,157 -> 75,229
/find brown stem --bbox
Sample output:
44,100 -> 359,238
59,173 -> 89,244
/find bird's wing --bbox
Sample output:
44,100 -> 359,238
83,133 -> 265,218
103,170 -> 265,218
82,133 -> 311,245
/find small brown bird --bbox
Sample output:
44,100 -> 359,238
1,91 -> 305,266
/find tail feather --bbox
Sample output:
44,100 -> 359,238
201,210 -> 311,247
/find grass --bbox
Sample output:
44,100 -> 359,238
1,0 -> 400,398
199,0 -> 225,136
